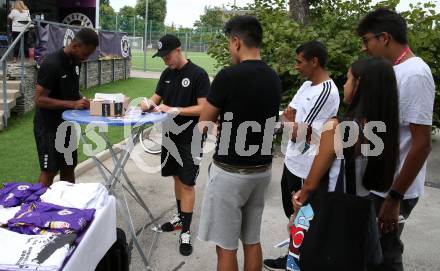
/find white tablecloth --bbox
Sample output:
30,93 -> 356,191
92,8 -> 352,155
63,196 -> 116,271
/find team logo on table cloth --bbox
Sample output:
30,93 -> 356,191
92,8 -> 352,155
182,78 -> 190,87
63,29 -> 75,47
62,13 -> 94,28
158,41 -> 163,50
120,35 -> 130,58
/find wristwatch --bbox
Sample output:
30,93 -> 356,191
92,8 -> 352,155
389,189 -> 404,200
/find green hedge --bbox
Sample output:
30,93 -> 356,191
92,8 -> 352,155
208,0 -> 440,130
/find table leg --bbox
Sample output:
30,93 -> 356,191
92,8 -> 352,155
117,198 -> 152,270
79,133 -> 112,187
83,126 -> 160,270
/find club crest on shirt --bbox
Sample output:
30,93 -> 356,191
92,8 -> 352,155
182,78 -> 190,87
75,66 -> 80,76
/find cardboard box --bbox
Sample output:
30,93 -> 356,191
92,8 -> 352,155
90,97 -> 130,117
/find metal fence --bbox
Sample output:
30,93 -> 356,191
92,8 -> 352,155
100,15 -> 222,53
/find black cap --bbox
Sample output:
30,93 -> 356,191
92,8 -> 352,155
152,34 -> 181,58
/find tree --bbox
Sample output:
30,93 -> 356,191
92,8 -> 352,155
118,6 -> 137,35
99,3 -> 116,31
288,0 -> 322,24
194,6 -> 225,30
135,0 -> 167,25
289,0 -> 309,24
119,6 -> 135,17
100,0 -> 110,5
208,0 -> 440,130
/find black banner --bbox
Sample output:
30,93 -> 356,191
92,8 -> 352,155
35,23 -> 131,64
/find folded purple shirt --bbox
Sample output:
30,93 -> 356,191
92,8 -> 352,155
8,201 -> 95,235
0,182 -> 47,207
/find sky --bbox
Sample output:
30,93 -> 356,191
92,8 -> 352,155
109,0 -> 440,28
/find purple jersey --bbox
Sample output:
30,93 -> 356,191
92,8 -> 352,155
8,202 -> 95,235
0,182 -> 47,207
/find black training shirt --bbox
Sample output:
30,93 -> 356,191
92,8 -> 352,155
208,60 -> 282,166
34,49 -> 81,132
156,60 -> 210,142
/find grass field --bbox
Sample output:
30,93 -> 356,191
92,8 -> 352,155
0,78 -> 157,185
131,50 -> 221,76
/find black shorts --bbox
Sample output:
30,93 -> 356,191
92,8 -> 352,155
281,165 -> 330,218
161,142 -> 200,186
280,165 -> 303,218
34,126 -> 78,172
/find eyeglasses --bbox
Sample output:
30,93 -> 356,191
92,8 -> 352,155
361,33 -> 384,45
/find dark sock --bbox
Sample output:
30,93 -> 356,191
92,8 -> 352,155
180,211 -> 193,233
176,199 -> 181,215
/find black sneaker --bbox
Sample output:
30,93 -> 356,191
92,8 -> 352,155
263,255 -> 287,270
179,231 -> 193,256
160,213 -> 182,232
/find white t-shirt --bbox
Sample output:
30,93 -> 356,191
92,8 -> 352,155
328,157 -> 369,196
372,57 -> 435,199
0,206 -> 20,226
8,9 -> 31,32
40,181 -> 109,210
284,79 -> 340,179
328,158 -> 342,192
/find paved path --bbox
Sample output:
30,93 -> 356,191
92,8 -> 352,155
425,133 -> 440,189
130,70 -> 162,80
76,139 -> 440,271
